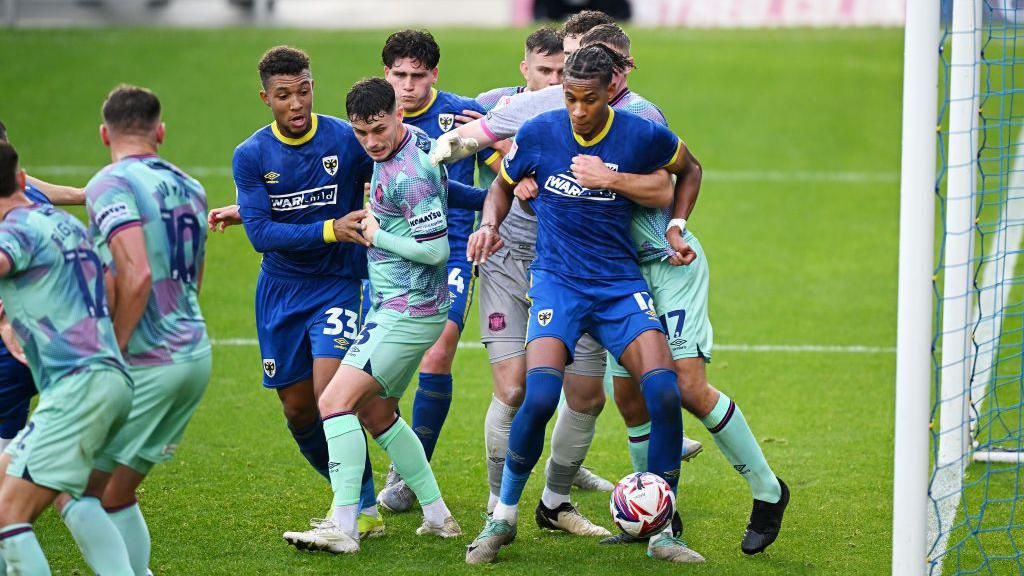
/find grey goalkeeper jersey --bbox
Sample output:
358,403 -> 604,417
483,86 -> 565,261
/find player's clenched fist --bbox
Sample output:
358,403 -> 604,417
207,204 -> 241,232
666,226 -> 697,266
335,209 -> 370,246
513,176 -> 538,201
466,223 -> 504,266
359,208 -> 379,245
570,154 -> 616,190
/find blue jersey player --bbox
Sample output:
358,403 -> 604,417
231,46 -> 381,540
464,45 -> 704,565
376,29 -> 497,511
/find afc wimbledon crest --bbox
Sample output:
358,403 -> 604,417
537,309 -> 554,327
438,113 -> 455,132
322,155 -> 339,176
263,358 -> 277,378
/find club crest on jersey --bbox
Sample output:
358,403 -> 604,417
263,358 -> 277,378
374,183 -> 385,204
537,309 -> 554,327
322,155 -> 339,176
489,313 -> 506,332
438,114 -> 455,132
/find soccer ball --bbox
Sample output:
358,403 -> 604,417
609,472 -> 676,538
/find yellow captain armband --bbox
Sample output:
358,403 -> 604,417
323,219 -> 338,243
483,150 -> 502,167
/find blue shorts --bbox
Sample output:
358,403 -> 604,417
255,271 -> 364,389
446,260 -> 475,332
526,269 -> 664,363
0,354 -> 35,439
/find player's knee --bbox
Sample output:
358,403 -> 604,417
282,399 -> 319,427
520,390 -> 559,425
642,376 -> 682,417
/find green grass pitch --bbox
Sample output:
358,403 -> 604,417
1,26 -> 902,574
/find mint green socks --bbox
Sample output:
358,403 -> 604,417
62,497 -> 133,575
375,417 -> 442,506
627,421 -> 651,473
701,392 -> 781,503
107,502 -> 151,576
0,524 -> 50,575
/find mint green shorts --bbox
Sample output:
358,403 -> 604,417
6,366 -> 132,498
342,308 -> 447,398
610,232 -> 713,378
94,353 -> 212,475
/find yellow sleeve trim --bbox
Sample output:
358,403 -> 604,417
662,139 -> 683,169
499,164 -> 517,186
483,150 -> 502,167
323,219 -> 338,243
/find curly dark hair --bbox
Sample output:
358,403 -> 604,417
258,45 -> 311,87
382,29 -> 440,69
346,77 -> 397,123
563,43 -> 630,88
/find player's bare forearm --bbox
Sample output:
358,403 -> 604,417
27,175 -> 85,205
480,177 -> 514,230
667,143 -> 703,219
110,228 -> 152,352
608,169 -> 673,208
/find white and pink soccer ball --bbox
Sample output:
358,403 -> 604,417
609,472 -> 676,538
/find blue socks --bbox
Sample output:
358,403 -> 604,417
412,372 -> 453,461
639,369 -> 683,492
289,417 -> 376,510
500,367 -> 563,506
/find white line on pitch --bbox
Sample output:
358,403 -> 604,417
209,338 -> 894,354
29,165 -> 899,184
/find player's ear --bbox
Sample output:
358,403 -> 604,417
15,169 -> 25,193
430,67 -> 439,84
100,124 -> 111,147
519,60 -> 529,80
155,122 -> 166,145
259,89 -> 269,107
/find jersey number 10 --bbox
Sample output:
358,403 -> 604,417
161,210 -> 202,283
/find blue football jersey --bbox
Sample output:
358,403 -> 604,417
0,183 -> 51,358
404,89 -> 489,257
500,107 -> 681,280
233,114 -> 373,279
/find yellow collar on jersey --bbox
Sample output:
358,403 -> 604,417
272,113 -> 319,146
573,107 -> 615,147
404,89 -> 438,118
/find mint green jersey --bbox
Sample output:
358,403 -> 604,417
365,126 -> 450,317
610,89 -> 679,263
0,203 -> 127,391
85,155 -> 210,366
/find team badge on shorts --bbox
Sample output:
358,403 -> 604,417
537,309 -> 554,327
263,358 -> 277,378
322,155 -> 339,176
438,114 -> 455,132
489,312 -> 506,332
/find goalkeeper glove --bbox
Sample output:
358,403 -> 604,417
430,131 -> 479,166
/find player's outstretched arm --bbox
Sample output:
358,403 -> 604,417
26,175 -> 85,205
108,226 -> 153,352
570,154 -> 673,208
448,179 -> 488,211
208,204 -> 241,232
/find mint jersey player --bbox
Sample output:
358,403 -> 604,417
70,85 -> 212,576
0,120 -> 88,456
0,142 -> 136,576
464,45 -> 704,565
284,78 -> 461,555
232,46 -> 380,539
375,29 -> 494,512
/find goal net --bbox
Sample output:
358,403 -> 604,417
928,1 -> 1024,574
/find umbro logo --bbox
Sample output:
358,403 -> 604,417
264,171 -> 280,184
333,337 -> 350,350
